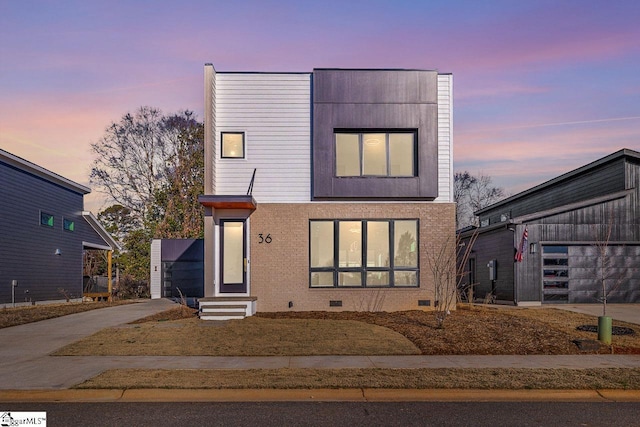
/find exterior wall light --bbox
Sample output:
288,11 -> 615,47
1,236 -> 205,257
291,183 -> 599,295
54,248 -> 62,256
529,243 -> 537,254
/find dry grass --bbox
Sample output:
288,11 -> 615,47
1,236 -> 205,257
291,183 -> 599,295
259,305 -> 640,355
54,314 -> 420,356
54,304 -> 640,357
0,300 -> 139,329
75,367 -> 640,390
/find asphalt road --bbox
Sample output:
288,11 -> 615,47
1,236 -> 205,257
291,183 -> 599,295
2,402 -> 639,426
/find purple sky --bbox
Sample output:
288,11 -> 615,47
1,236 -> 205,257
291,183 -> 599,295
1,0 -> 639,212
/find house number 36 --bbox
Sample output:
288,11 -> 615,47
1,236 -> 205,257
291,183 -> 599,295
258,233 -> 272,244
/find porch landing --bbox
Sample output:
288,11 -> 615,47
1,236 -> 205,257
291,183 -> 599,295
198,297 -> 257,321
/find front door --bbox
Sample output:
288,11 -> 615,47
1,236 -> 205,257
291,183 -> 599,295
220,220 -> 247,293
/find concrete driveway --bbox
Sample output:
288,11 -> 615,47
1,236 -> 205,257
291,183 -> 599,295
554,304 -> 640,325
0,298 -> 176,389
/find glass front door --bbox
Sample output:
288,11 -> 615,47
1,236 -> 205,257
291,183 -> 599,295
220,220 -> 247,293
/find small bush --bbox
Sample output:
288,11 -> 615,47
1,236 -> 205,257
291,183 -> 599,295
114,274 -> 149,299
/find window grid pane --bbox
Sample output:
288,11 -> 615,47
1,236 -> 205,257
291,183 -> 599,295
335,134 -> 360,176
394,271 -> 418,287
394,220 -> 418,268
366,271 -> 390,287
311,221 -> 334,268
362,133 -> 387,176
389,133 -> 414,176
366,221 -> 389,267
339,221 -> 361,268
311,272 -> 334,287
338,272 -> 362,287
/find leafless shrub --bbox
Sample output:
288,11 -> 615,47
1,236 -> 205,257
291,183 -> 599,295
352,289 -> 387,312
57,288 -> 72,302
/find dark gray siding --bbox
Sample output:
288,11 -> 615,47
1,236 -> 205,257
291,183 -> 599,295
160,239 -> 204,298
0,161 -> 103,303
479,159 -> 626,226
312,69 -> 439,200
514,183 -> 640,304
625,157 -> 640,239
514,223 -> 542,302
462,227 -> 515,303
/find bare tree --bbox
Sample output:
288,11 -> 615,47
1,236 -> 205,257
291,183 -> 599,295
90,107 -> 204,285
153,113 -> 204,239
427,229 -> 478,328
592,210 -> 625,317
90,107 -> 200,224
428,237 -> 456,328
454,171 -> 505,228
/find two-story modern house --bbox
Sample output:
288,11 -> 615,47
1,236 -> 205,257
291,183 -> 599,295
1,148 -> 119,305
198,65 -> 455,319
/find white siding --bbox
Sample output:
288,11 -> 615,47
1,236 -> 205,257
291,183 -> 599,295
204,64 -> 216,194
436,74 -> 453,203
214,73 -> 311,202
211,68 -> 217,194
150,239 -> 161,299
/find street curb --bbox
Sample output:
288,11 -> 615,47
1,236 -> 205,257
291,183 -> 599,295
1,389 -> 639,402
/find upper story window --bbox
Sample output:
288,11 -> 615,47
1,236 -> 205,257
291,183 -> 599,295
63,218 -> 75,232
335,131 -> 416,177
221,132 -> 245,159
40,212 -> 54,227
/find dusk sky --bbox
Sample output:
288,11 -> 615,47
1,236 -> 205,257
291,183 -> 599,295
1,0 -> 639,212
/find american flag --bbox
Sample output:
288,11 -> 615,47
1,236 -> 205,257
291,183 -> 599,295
515,226 -> 528,262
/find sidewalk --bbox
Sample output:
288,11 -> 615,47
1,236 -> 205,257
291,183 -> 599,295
0,299 -> 639,401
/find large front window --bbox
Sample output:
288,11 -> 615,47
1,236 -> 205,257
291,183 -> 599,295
310,219 -> 419,288
335,131 -> 416,177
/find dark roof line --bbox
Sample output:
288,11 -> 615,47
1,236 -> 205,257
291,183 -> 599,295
0,148 -> 91,194
475,148 -> 640,215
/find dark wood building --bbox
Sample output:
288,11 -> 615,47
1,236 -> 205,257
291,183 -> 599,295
1,149 -> 119,305
460,148 -> 640,305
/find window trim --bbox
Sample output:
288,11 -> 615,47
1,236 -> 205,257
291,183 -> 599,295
309,218 -> 420,288
220,132 -> 246,159
334,129 -> 417,178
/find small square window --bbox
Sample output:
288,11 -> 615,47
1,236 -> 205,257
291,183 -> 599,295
221,132 -> 245,159
63,218 -> 75,232
40,212 -> 54,227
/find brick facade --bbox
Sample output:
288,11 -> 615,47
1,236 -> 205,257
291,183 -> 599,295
248,202 -> 455,312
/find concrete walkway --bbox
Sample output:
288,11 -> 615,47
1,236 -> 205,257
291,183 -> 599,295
0,299 -> 639,400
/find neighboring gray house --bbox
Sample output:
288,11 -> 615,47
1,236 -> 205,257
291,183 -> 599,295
0,149 -> 119,305
459,148 -> 640,305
